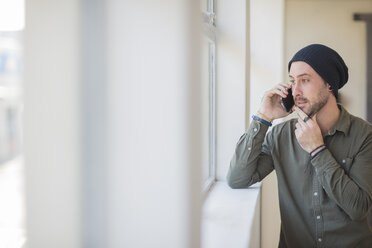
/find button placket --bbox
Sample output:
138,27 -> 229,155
312,173 -> 324,247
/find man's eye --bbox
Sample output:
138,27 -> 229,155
302,79 -> 309,83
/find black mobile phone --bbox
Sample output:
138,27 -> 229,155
281,88 -> 294,112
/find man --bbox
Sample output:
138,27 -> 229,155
227,44 -> 372,247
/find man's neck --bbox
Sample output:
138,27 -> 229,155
316,97 -> 340,136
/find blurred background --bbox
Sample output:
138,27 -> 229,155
0,0 -> 370,248
0,0 -> 25,247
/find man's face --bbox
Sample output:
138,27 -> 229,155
289,61 -> 331,117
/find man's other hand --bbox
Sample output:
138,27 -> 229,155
294,106 -> 324,153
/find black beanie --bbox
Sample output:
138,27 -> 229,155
288,44 -> 348,99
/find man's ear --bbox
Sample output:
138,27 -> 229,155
327,84 -> 333,92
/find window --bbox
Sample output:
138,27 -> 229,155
201,0 -> 216,192
0,1 -> 25,246
0,32 -> 23,162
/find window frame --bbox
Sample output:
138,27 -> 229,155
202,0 -> 217,193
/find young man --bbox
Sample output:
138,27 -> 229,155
227,44 -> 372,247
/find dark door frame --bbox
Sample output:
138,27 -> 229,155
354,13 -> 372,123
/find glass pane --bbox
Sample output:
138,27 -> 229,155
208,43 -> 215,180
201,37 -> 210,184
0,30 -> 25,247
208,0 -> 214,13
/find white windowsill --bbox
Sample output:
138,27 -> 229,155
201,181 -> 261,248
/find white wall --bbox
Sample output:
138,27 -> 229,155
250,0 -> 285,248
24,0 -> 202,247
286,0 -> 372,119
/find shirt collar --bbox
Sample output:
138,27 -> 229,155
327,104 -> 351,136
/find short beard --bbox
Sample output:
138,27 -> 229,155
306,85 -> 329,117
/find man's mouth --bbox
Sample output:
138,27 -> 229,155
295,98 -> 308,107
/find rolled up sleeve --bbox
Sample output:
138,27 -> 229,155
227,120 -> 274,189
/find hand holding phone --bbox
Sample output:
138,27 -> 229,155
258,83 -> 293,121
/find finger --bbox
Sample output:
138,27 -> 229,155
264,89 -> 279,99
294,128 -> 301,139
305,113 -> 319,128
293,106 -> 309,121
296,111 -> 312,129
278,83 -> 291,90
270,88 -> 287,98
297,115 -> 308,128
276,84 -> 289,95
295,122 -> 303,131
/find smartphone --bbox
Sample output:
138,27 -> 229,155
281,88 -> 294,112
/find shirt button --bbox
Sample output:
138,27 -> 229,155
253,128 -> 258,132
318,238 -> 322,242
317,215 -> 321,220
248,147 -> 251,151
314,192 -> 318,196
342,159 -> 346,163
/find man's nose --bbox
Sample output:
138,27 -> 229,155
292,83 -> 301,97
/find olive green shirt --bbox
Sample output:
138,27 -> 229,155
227,105 -> 372,248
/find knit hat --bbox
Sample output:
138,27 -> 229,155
288,44 -> 348,99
